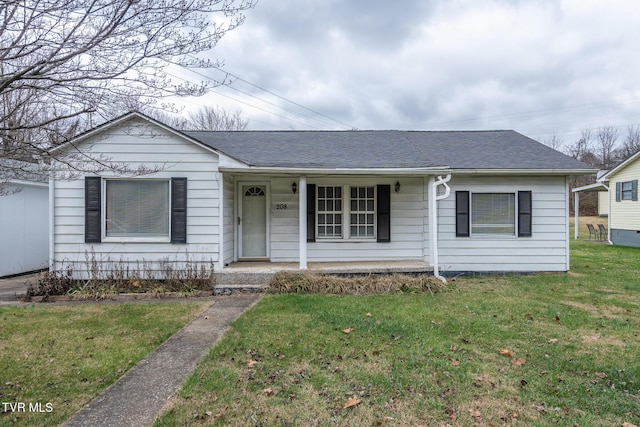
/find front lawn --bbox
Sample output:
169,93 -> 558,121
0,301 -> 209,426
156,239 -> 639,426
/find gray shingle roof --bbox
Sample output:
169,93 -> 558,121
183,130 -> 590,171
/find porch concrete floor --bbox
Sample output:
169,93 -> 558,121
222,260 -> 433,274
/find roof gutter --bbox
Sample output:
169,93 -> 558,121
429,174 -> 452,283
218,166 -> 452,176
452,168 -> 596,176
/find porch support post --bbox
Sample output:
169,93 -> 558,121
427,176 -> 436,267
298,176 -> 308,270
574,191 -> 579,240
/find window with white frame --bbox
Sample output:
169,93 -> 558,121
621,181 -> 634,200
316,185 -> 377,240
471,193 -> 515,236
317,185 -> 343,238
350,186 -> 375,238
105,180 -> 170,237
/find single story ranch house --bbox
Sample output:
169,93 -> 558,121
49,112 -> 594,280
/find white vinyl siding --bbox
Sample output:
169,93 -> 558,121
439,176 -> 569,272
609,158 -> 640,231
52,117 -> 221,279
269,177 -> 426,262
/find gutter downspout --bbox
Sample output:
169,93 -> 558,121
429,174 -> 451,283
604,184 -> 612,244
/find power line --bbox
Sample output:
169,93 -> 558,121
163,69 -> 324,130
217,67 -> 356,129
179,57 -> 356,129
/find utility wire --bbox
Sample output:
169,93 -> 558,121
163,68 -> 324,130
216,67 -> 356,129
182,55 -> 356,129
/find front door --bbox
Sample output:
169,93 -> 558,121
240,185 -> 267,258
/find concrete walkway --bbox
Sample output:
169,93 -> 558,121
60,293 -> 262,427
0,273 -> 37,304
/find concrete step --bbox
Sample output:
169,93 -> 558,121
213,284 -> 269,295
214,271 -> 275,286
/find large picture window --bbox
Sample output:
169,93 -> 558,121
471,193 -> 516,236
106,180 -> 170,237
456,190 -> 531,238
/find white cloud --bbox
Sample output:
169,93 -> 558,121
184,0 -> 640,145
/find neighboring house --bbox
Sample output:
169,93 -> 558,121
49,112 -> 593,279
599,151 -> 640,247
0,163 -> 49,277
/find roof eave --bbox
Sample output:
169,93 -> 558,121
451,168 -> 597,176
218,166 -> 451,175
599,151 -> 640,180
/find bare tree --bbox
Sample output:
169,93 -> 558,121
594,125 -> 619,169
567,127 -> 594,163
615,125 -> 640,161
0,0 -> 255,182
187,106 -> 249,131
543,133 -> 565,151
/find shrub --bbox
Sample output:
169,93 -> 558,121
269,272 -> 448,295
25,251 -> 216,301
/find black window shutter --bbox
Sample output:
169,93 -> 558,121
518,191 -> 532,237
616,182 -> 621,202
377,184 -> 391,242
633,180 -> 638,201
307,184 -> 316,242
455,191 -> 470,237
171,177 -> 187,243
85,177 -> 102,243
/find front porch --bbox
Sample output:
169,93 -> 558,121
214,260 -> 433,294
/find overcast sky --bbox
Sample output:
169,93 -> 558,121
176,0 -> 640,146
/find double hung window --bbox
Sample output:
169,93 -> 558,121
621,181 -> 634,200
315,185 -> 376,240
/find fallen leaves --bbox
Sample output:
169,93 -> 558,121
263,387 -> 273,396
343,396 -> 361,408
473,375 -> 496,388
342,327 -> 354,334
512,358 -> 526,366
499,348 -> 514,357
247,359 -> 258,368
469,408 -> 482,421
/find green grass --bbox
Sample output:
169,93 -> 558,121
156,237 -> 639,426
0,301 -> 208,426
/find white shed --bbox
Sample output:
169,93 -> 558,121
0,179 -> 49,277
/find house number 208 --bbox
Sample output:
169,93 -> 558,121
275,204 -> 287,210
